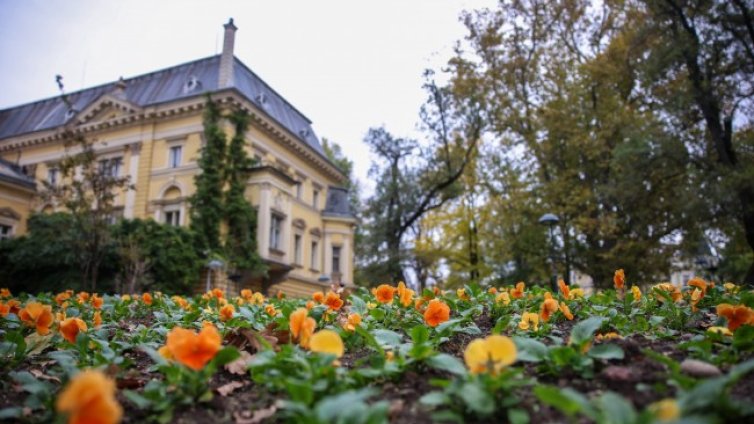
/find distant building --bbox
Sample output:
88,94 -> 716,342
0,19 -> 356,296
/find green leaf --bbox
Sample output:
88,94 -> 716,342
123,390 -> 152,409
459,381 -> 494,415
733,325 -> 754,350
507,408 -> 530,424
570,317 -> 604,346
349,295 -> 367,316
513,336 -> 548,362
0,407 -> 23,419
588,344 -> 624,360
597,392 -> 636,424
371,329 -> 402,349
211,347 -> 240,367
435,318 -> 463,334
534,386 -> 591,418
411,325 -> 430,344
419,391 -> 450,407
427,353 -> 467,377
369,308 -> 385,321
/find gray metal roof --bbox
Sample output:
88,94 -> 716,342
0,157 -> 36,189
323,186 -> 354,218
0,55 -> 324,155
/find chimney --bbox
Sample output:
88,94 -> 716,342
218,18 -> 237,89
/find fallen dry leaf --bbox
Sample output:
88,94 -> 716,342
233,403 -> 278,424
216,380 -> 247,396
225,350 -> 255,375
29,369 -> 61,384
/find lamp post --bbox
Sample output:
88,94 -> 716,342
538,213 -> 560,292
206,259 -> 224,292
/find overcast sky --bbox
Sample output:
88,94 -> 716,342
0,0 -> 496,192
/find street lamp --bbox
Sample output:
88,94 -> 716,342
538,213 -> 560,292
206,259 -> 224,292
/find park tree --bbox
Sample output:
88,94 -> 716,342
359,71 -> 484,286
635,0 -> 754,284
445,0 -> 696,287
38,76 -> 131,291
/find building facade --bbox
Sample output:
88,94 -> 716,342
0,19 -> 356,296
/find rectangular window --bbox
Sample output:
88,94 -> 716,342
169,145 -> 183,168
48,168 -> 58,185
311,241 -> 319,270
99,157 -> 122,177
313,189 -> 319,209
0,224 -> 12,240
165,210 -> 181,226
294,234 -> 302,265
296,183 -> 303,200
270,215 -> 282,250
332,246 -> 341,274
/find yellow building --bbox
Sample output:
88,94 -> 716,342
0,19 -> 356,297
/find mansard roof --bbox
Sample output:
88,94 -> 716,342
0,157 -> 35,190
0,55 -> 324,155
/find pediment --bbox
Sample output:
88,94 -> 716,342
0,207 -> 21,221
72,94 -> 143,126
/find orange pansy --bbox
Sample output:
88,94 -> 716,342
18,302 -> 54,335
0,288 -> 10,298
716,303 -> 754,331
77,292 -> 90,303
56,369 -> 122,424
559,302 -> 574,320
324,291 -> 344,311
540,298 -> 559,322
510,282 -> 525,299
614,269 -> 625,290
558,279 -> 570,299
55,292 -> 71,306
0,302 -> 9,317
164,323 -> 222,370
423,299 -> 450,327
687,277 -> 708,299
240,289 -> 253,300
312,291 -> 325,303
219,304 -> 235,321
399,285 -> 415,307
60,317 -> 88,343
372,284 -> 396,304
142,293 -> 153,306
265,304 -> 277,317
212,288 -> 224,299
344,313 -> 362,332
93,311 -> 102,328
91,294 -> 104,310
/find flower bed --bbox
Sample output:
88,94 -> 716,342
1,274 -> 753,423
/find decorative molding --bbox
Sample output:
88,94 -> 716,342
292,218 -> 307,229
309,228 -> 322,237
0,207 -> 21,220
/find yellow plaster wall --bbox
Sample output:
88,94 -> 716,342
0,182 -> 35,235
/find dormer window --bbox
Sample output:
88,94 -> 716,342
299,128 -> 310,139
183,76 -> 202,94
64,108 -> 77,120
255,93 -> 269,108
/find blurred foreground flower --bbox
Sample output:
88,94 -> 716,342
464,335 -> 516,375
56,369 -> 122,424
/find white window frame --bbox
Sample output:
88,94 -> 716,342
310,240 -> 319,271
168,145 -> 183,168
293,233 -> 303,265
270,214 -> 283,251
47,167 -> 58,185
0,223 -> 14,240
312,189 -> 319,209
332,245 -> 342,274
